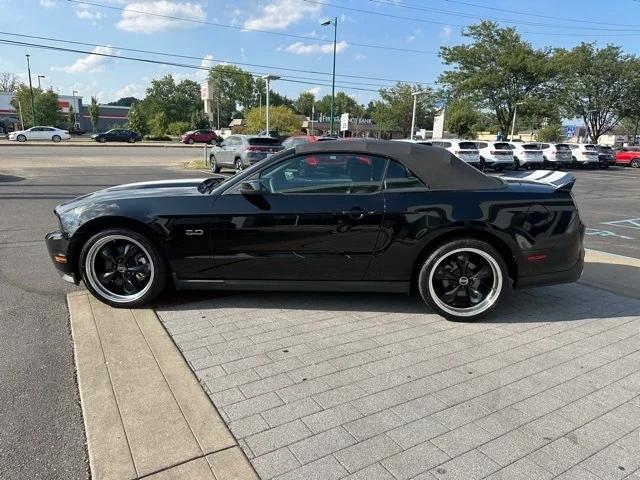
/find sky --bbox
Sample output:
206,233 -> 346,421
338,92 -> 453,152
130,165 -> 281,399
0,0 -> 638,105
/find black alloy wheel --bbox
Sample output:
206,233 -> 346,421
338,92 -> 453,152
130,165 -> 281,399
419,239 -> 508,321
80,229 -> 166,308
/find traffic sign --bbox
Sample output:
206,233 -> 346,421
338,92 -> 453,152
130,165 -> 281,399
340,113 -> 349,132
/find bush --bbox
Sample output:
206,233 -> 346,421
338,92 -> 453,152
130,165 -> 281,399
536,124 -> 564,143
168,121 -> 190,136
149,111 -> 169,137
144,134 -> 172,141
190,111 -> 210,130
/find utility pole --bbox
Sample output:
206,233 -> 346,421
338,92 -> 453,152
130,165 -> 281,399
510,102 -> 524,142
261,74 -> 280,135
25,54 -> 36,126
410,91 -> 425,140
321,17 -> 338,136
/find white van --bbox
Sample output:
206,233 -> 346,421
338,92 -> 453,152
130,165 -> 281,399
568,143 -> 599,168
538,143 -> 573,168
429,139 -> 481,168
474,141 -> 515,171
509,142 -> 544,169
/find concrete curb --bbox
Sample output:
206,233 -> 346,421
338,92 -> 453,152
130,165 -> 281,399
0,140 -> 201,148
67,291 -> 258,480
580,248 -> 640,300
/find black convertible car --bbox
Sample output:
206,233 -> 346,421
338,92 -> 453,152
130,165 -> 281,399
45,140 -> 584,321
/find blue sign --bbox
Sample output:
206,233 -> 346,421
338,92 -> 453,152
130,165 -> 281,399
564,125 -> 576,139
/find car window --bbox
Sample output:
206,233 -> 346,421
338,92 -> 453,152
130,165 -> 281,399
249,137 -> 282,146
384,161 -> 428,191
522,144 -> 539,150
260,153 -> 386,194
556,144 -> 571,151
475,142 -> 488,149
493,142 -> 511,150
538,143 -> 549,149
441,142 -> 452,148
584,145 -> 598,151
458,142 -> 478,150
568,144 -> 578,149
283,138 -> 308,148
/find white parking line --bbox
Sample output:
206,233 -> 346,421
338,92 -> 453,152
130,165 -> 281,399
602,218 -> 640,231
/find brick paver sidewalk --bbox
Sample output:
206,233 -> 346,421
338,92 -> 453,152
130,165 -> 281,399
156,284 -> 640,480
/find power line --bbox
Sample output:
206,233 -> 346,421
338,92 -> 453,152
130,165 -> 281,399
307,0 -> 640,33
0,37 -> 388,93
66,0 -> 439,55
0,30 -> 433,86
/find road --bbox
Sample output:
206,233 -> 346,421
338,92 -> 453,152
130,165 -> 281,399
0,145 -> 638,479
0,145 -> 202,480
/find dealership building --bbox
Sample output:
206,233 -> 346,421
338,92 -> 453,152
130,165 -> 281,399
0,91 -> 130,133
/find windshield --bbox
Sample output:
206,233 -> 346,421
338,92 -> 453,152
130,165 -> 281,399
493,143 -> 511,150
458,142 -> 478,150
249,137 -> 282,146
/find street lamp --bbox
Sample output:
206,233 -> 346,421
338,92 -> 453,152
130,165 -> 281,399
72,90 -> 79,125
321,17 -> 338,136
410,91 -> 426,140
510,102 -> 524,142
25,54 -> 36,126
261,74 -> 280,135
37,75 -> 45,89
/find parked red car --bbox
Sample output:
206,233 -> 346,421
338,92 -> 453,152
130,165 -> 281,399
615,146 -> 640,168
180,129 -> 221,145
281,135 -> 336,149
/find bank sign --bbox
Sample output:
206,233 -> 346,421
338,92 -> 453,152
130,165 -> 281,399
317,114 -> 373,125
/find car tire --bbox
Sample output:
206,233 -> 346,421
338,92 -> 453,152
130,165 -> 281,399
99,137 -> 107,143
52,135 -> 61,143
79,228 -> 167,308
631,159 -> 640,168
235,158 -> 244,173
598,163 -> 609,169
17,134 -> 27,142
418,238 -> 508,322
211,155 -> 221,173
187,138 -> 195,144
128,137 -> 136,144
513,157 -> 521,170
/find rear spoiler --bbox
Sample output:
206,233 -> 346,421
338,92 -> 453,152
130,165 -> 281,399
500,170 -> 576,193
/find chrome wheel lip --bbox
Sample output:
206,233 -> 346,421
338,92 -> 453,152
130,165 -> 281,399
428,247 -> 502,317
85,234 -> 155,304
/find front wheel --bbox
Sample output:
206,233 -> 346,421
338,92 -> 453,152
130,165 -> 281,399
128,137 -> 136,143
631,159 -> 640,168
80,228 -> 167,308
99,137 -> 107,143
17,134 -> 26,142
235,158 -> 244,173
418,239 -> 508,321
187,138 -> 195,144
211,155 -> 221,173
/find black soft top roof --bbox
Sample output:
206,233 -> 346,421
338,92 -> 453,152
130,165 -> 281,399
294,139 -> 502,190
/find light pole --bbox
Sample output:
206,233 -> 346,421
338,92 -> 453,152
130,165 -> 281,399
37,75 -> 45,89
25,54 -> 36,126
72,90 -> 78,125
410,91 -> 426,140
321,17 -> 337,136
510,102 -> 524,142
261,74 -> 280,135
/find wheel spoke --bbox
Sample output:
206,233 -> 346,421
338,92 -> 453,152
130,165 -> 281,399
122,277 -> 138,294
127,263 -> 150,274
123,243 -> 139,261
99,270 -> 117,284
442,285 -> 461,303
455,253 -> 470,276
100,246 -> 116,263
433,268 -> 458,281
469,265 -> 492,281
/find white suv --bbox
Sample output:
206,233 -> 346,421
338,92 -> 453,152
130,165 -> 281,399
538,143 -> 573,168
509,142 -> 544,169
568,143 -> 599,168
474,141 -> 514,171
428,139 -> 481,168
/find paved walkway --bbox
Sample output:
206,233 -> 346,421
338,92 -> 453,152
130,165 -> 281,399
157,283 -> 640,480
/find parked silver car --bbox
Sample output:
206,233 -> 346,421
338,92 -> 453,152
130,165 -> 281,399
210,135 -> 284,173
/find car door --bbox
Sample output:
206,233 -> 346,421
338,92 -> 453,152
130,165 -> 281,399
28,127 -> 43,140
208,152 -> 387,281
217,136 -> 235,166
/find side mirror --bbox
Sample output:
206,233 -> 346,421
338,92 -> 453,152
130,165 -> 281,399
239,180 -> 264,196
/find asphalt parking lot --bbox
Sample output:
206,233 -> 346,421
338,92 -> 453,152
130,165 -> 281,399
0,144 -> 638,479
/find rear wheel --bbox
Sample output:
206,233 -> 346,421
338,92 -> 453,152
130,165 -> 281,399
80,228 -> 167,308
99,137 -> 107,143
187,138 -> 195,144
211,155 -> 221,173
128,137 -> 136,143
52,135 -> 61,143
418,239 -> 508,321
235,158 -> 244,173
513,157 -> 521,170
631,158 -> 640,168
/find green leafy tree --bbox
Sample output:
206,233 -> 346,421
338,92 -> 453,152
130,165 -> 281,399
11,85 -> 60,127
168,121 -> 190,136
293,92 -> 316,117
67,105 -> 75,129
208,65 -> 255,127
141,75 -> 202,123
88,96 -> 100,133
190,111 -> 210,130
444,99 -> 481,138
127,103 -> 149,135
149,111 -> 169,137
314,92 -> 363,118
555,44 -> 636,143
536,124 -> 564,142
244,105 -> 301,135
439,21 -> 557,137
371,83 -> 434,137
107,96 -> 140,107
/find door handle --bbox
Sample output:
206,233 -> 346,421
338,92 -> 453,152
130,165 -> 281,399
341,209 -> 375,220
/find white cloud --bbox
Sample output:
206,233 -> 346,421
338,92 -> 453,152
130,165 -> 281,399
244,0 -> 321,31
285,40 -> 347,55
52,46 -> 115,74
306,87 -> 321,96
354,52 -> 365,61
74,5 -> 104,22
39,0 -> 56,7
440,25 -> 453,40
114,82 -> 146,99
117,1 -> 206,34
197,54 -> 214,79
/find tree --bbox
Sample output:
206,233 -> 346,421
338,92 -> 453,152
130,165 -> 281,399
294,92 -> 316,117
67,105 -> 75,129
149,111 -> 169,136
0,72 -> 19,92
88,96 -> 100,133
244,105 -> 301,135
315,92 -> 363,118
140,75 -> 202,123
208,65 -> 255,127
555,43 -> 636,143
371,83 -> 434,137
127,103 -> 149,135
168,121 -> 190,136
444,99 -> 481,138
439,21 -> 556,137
107,96 -> 140,107
536,124 -> 564,143
190,111 -> 210,130
11,85 -> 60,127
